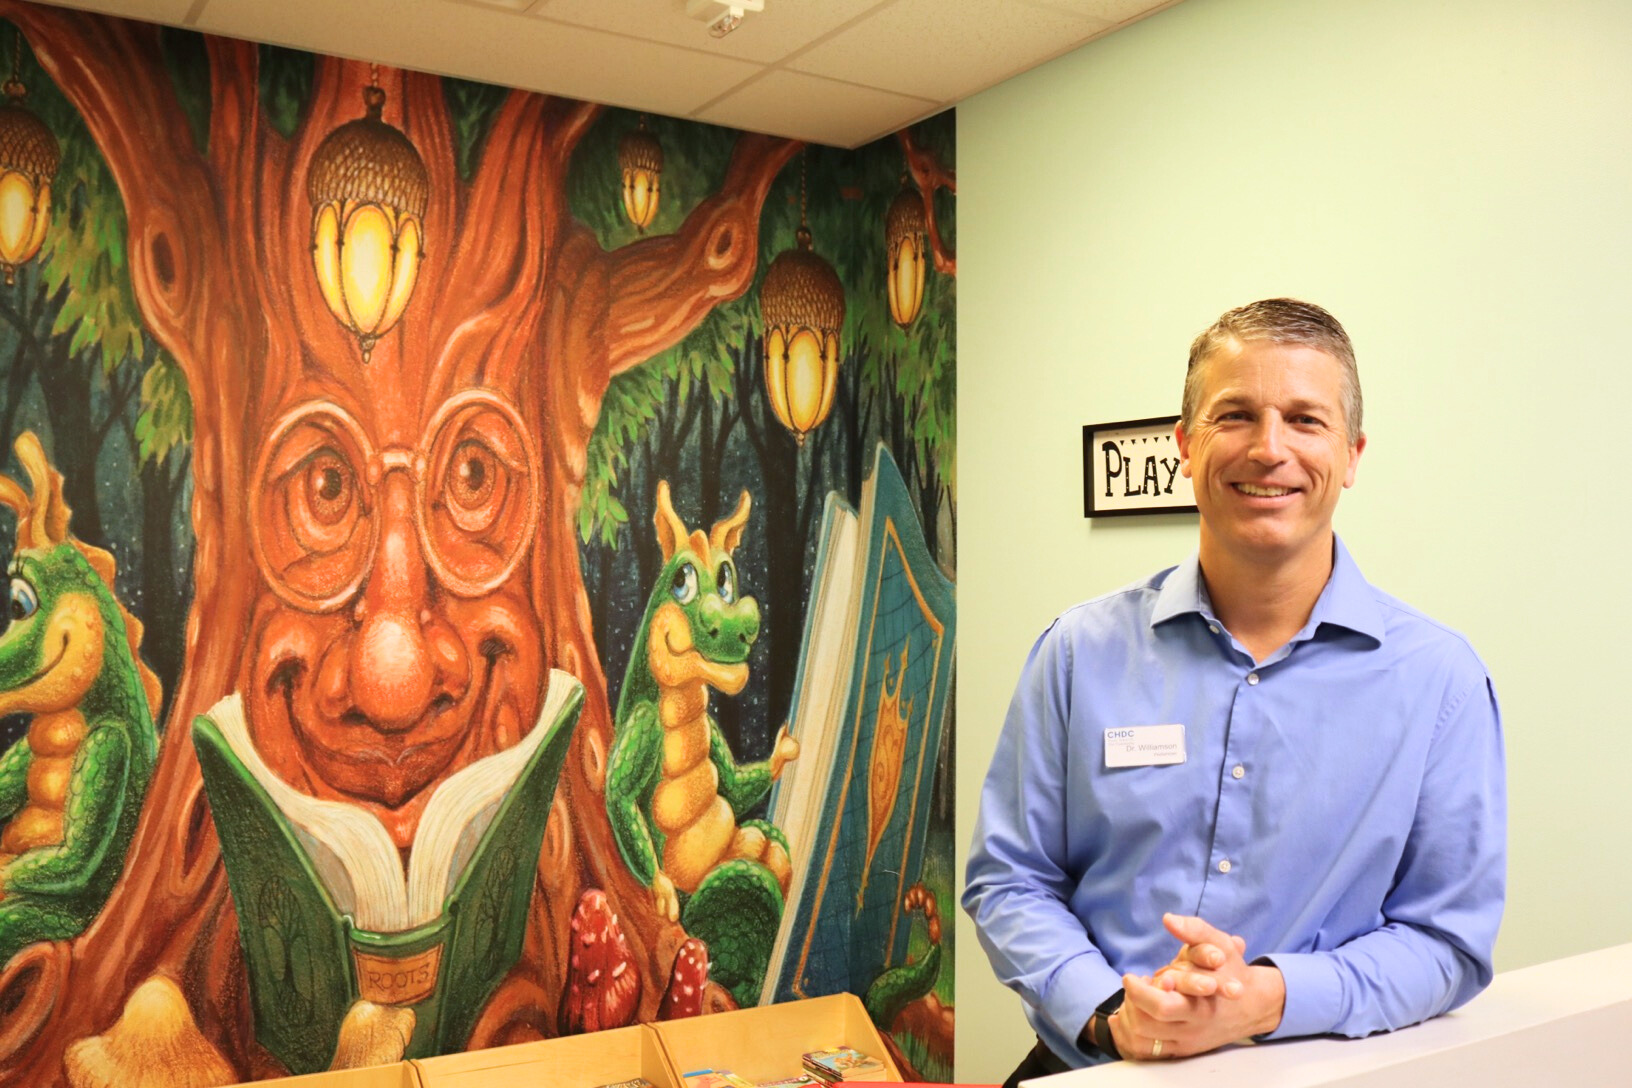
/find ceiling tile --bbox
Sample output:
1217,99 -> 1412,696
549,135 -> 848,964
192,0 -> 761,115
1020,0 -> 1176,26
694,69 -> 935,147
789,0 -> 1104,102
534,0 -> 889,65
444,0 -> 541,12
34,1 -> 201,24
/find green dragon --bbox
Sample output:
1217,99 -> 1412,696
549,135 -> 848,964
606,481 -> 799,1007
0,432 -> 162,968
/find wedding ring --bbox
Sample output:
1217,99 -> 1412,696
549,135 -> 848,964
1152,1039 -> 1164,1058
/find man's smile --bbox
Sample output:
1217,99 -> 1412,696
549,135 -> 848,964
1232,483 -> 1298,498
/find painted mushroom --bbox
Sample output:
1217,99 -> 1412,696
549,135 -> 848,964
558,888 -> 641,1035
658,937 -> 710,1020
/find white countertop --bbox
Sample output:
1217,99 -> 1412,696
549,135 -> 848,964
1026,943 -> 1632,1087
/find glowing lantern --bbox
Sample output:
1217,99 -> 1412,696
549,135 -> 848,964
619,118 -> 662,232
0,47 -> 58,287
307,73 -> 428,363
885,181 -> 926,327
761,224 -> 844,446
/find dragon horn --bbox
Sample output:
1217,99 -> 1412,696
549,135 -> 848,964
709,490 -> 752,556
654,480 -> 690,562
0,474 -> 27,522
13,433 -> 69,549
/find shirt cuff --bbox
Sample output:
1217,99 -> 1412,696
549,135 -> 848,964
1257,951 -> 1341,1040
1041,952 -> 1124,1048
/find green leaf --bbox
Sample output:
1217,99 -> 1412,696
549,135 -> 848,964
136,353 -> 194,465
258,43 -> 315,140
443,77 -> 510,184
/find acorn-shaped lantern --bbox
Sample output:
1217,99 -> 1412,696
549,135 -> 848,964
0,42 -> 58,287
885,180 -> 927,327
307,73 -> 428,363
619,117 -> 662,232
761,222 -> 845,446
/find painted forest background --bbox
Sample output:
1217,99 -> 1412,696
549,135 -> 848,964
0,3 -> 954,1085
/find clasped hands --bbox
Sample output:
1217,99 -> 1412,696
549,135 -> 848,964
1106,913 -> 1286,1062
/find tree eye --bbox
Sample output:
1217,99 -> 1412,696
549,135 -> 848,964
301,450 -> 356,529
717,561 -> 736,603
670,563 -> 698,605
8,577 -> 37,623
443,438 -> 507,533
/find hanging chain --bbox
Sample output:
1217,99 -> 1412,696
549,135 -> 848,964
5,24 -> 25,99
362,62 -> 386,116
799,149 -> 809,229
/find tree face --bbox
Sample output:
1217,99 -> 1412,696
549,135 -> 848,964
243,377 -> 547,831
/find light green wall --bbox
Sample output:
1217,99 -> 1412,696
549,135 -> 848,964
955,0 -> 1632,1079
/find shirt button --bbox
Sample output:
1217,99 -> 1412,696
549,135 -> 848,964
1247,672 -> 1260,685
1208,624 -> 1220,634
1218,859 -> 1232,874
1232,764 -> 1245,779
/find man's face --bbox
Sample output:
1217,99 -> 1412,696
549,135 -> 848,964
1175,340 -> 1365,567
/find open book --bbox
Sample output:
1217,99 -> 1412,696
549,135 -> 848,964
193,669 -> 583,1074
759,444 -> 956,1007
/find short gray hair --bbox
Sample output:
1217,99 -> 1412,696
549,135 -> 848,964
1181,298 -> 1363,439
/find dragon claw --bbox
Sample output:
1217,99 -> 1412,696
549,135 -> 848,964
652,872 -> 680,922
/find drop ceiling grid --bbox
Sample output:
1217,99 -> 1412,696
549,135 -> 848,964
1022,0 -> 1179,21
190,0 -> 764,117
694,69 -> 938,150
527,0 -> 894,66
37,0 -> 1185,145
787,0 -> 1111,103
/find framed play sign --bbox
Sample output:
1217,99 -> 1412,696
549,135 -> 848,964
1082,415 -> 1197,517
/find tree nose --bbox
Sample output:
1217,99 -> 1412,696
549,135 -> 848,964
350,611 -> 437,729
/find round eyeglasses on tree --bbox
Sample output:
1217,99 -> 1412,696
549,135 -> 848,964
249,389 -> 541,613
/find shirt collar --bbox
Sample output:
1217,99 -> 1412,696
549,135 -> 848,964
1150,535 -> 1386,646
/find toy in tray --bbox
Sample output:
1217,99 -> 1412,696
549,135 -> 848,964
801,1047 -> 889,1083
683,1071 -> 758,1088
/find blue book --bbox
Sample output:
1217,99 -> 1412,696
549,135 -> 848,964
760,444 -> 956,1007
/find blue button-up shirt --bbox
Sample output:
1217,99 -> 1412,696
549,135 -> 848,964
963,538 -> 1505,1066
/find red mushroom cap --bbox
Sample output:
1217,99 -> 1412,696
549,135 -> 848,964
558,889 -> 641,1035
657,937 -> 710,1021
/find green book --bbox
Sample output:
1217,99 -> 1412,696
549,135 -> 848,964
759,444 -> 956,1006
192,669 -> 583,1075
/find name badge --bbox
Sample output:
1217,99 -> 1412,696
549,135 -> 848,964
1104,724 -> 1187,768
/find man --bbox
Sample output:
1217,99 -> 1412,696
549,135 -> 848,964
963,299 -> 1505,1081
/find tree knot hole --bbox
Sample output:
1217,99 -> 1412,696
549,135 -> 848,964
0,955 -> 54,1052
151,232 -> 176,291
707,225 -> 736,269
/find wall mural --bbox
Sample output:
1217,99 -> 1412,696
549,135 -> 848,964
0,3 -> 955,1085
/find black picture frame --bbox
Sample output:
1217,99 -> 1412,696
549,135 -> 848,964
1082,415 -> 1197,518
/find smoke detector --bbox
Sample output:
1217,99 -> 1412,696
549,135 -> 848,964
686,0 -> 764,39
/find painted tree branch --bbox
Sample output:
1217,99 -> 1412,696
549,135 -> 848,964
93,358 -> 142,448
543,95 -> 602,165
601,134 -> 801,377
1,5 -> 236,377
898,129 -> 957,276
